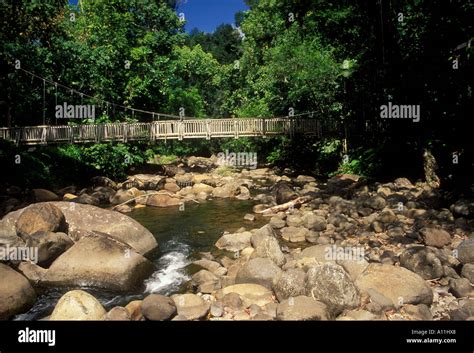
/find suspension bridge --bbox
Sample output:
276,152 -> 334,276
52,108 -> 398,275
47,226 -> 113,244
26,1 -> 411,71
0,117 -> 321,145
0,68 -> 323,145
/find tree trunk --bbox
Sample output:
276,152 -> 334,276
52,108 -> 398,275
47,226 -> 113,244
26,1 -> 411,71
423,148 -> 440,188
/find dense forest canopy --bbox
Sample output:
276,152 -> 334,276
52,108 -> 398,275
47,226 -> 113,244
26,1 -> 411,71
0,0 -> 472,190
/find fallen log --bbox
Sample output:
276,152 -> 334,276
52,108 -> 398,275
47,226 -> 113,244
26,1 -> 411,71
255,196 -> 311,215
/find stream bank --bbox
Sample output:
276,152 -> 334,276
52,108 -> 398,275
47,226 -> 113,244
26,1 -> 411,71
1,156 -> 473,321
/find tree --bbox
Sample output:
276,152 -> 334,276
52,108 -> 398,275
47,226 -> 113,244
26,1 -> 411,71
0,0 -> 67,126
186,24 -> 242,64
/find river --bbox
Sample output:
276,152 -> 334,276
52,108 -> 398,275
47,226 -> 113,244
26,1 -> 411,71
14,198 -> 267,320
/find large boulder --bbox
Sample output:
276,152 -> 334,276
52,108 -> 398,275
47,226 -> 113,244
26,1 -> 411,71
141,294 -> 177,321
164,182 -> 180,193
376,209 -> 398,224
302,213 -> 327,231
103,306 -> 131,321
171,294 -> 209,320
235,258 -> 282,289
0,220 -> 23,248
125,300 -> 144,321
298,245 -> 335,264
273,269 -> 306,301
281,227 -> 308,243
191,270 -> 221,293
355,264 -> 433,306
399,246 -> 444,280
461,264 -> 474,284
72,194 -> 101,206
215,284 -> 274,307
393,177 -> 414,189
3,202 -> 157,255
192,183 -> 214,194
305,263 -> 359,316
276,296 -> 329,321
145,194 -> 181,207
15,203 -> 67,238
286,215 -> 303,227
90,176 -> 117,189
193,259 -> 224,275
32,189 -> 60,202
25,231 -> 73,268
336,257 -> 369,282
327,174 -> 359,191
17,262 -> 47,284
450,199 -> 474,217
419,227 -> 451,248
0,264 -> 36,319
250,233 -> 286,267
42,235 -> 155,292
236,186 -> 251,200
296,175 -> 316,184
449,278 -> 472,298
212,184 -> 239,198
269,217 -> 286,229
457,239 -> 474,264
364,196 -> 386,210
272,182 -> 297,205
50,290 -> 106,320
124,174 -> 166,190
215,231 -> 252,252
109,188 -> 141,205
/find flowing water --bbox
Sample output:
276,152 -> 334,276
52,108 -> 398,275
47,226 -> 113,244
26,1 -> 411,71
14,198 -> 267,320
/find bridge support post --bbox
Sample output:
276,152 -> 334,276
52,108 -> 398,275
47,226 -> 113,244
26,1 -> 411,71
123,124 -> 128,143
206,120 -> 211,140
41,126 -> 47,145
15,128 -> 21,146
178,121 -> 183,141
150,122 -> 156,141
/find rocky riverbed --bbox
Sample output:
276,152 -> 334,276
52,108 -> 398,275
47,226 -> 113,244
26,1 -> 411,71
1,156 -> 473,321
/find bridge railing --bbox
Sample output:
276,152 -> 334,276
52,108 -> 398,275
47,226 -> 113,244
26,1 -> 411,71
0,118 -> 321,145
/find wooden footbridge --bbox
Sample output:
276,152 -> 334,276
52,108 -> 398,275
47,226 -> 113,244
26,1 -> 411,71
0,117 -> 322,145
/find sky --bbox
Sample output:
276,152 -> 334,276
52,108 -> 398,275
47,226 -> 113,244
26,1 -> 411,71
69,0 -> 249,33
177,0 -> 248,33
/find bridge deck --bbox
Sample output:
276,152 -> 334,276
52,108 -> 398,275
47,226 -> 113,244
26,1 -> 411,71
0,118 -> 321,145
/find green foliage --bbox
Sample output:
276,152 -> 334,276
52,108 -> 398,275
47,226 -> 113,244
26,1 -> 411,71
266,145 -> 286,165
156,154 -> 178,165
218,137 -> 257,154
332,147 -> 381,178
215,166 -> 237,177
0,140 -> 96,189
1,0 -> 472,188
186,24 -> 242,65
58,142 -> 153,180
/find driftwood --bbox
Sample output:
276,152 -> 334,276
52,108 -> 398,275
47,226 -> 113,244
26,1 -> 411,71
255,196 -> 311,215
111,191 -> 199,210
